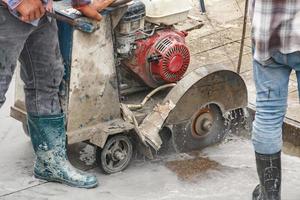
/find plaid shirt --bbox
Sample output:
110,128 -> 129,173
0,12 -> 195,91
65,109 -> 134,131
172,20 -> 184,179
249,0 -> 300,63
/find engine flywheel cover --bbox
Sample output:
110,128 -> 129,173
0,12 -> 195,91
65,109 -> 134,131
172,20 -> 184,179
151,37 -> 190,83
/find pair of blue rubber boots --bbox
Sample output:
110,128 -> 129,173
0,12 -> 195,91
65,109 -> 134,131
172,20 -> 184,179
27,114 -> 98,189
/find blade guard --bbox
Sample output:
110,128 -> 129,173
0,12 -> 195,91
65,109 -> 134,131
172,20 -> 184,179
138,64 -> 248,151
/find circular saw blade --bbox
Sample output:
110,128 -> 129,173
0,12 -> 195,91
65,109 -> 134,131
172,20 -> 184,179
170,104 -> 229,153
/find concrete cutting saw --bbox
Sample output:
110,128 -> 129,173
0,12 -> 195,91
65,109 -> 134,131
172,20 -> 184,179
10,0 -> 248,174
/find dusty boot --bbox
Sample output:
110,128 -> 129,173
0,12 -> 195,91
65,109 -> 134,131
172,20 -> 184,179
27,114 -> 98,189
252,152 -> 281,200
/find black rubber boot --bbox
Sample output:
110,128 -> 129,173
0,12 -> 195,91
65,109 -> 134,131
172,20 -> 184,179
252,151 -> 281,200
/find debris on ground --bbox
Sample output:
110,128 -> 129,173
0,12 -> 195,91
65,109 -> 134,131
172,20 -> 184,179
166,157 -> 219,181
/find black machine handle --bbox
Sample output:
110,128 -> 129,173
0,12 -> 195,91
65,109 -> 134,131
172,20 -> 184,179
48,0 -> 133,33
46,11 -> 98,33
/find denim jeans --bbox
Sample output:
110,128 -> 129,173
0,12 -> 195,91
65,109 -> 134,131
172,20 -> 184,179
252,51 -> 300,154
0,6 -> 64,115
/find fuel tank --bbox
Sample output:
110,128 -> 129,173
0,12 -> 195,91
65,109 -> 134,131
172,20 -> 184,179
139,0 -> 192,25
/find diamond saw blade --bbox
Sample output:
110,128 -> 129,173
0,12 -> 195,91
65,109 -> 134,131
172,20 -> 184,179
170,104 -> 229,153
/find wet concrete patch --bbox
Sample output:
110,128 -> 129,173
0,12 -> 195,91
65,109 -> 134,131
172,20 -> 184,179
165,157 -> 219,181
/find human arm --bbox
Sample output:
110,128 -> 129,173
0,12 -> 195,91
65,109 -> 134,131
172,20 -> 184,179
3,0 -> 45,22
73,0 -> 116,21
2,0 -> 116,22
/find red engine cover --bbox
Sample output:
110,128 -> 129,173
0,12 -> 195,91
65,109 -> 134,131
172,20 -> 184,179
122,30 -> 190,88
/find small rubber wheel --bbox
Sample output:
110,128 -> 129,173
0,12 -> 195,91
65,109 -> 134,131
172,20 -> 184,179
22,122 -> 29,137
96,135 -> 133,174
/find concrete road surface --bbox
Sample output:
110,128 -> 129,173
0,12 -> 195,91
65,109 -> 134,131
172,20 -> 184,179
1,81 -> 300,200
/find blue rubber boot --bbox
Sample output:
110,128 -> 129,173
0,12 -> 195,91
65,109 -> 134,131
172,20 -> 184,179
27,114 -> 98,189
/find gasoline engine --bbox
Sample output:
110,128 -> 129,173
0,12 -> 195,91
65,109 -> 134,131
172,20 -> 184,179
115,0 -> 191,88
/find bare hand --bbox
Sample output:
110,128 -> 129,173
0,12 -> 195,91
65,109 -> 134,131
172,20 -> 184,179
76,5 -> 102,21
77,0 -> 115,21
91,0 -> 116,12
16,0 -> 45,22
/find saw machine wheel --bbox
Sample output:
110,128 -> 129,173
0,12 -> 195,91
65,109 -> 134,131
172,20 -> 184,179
96,135 -> 133,174
170,103 -> 229,153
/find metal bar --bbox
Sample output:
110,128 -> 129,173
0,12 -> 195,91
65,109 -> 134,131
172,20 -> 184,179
46,11 -> 77,26
237,0 -> 249,74
46,11 -> 97,33
199,0 -> 206,13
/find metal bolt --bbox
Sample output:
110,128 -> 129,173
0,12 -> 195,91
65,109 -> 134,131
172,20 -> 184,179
202,119 -> 213,132
114,151 -> 126,161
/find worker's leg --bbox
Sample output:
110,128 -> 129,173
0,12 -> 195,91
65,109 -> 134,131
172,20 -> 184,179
289,52 -> 300,100
252,54 -> 291,154
19,17 -> 98,188
252,52 -> 291,200
19,17 -> 64,115
0,5 -> 33,109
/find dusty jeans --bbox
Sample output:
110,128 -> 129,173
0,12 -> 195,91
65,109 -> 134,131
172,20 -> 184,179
252,51 -> 300,154
0,5 -> 64,115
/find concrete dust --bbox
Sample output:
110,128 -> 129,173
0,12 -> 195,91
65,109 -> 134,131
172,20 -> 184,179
165,157 -> 219,181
